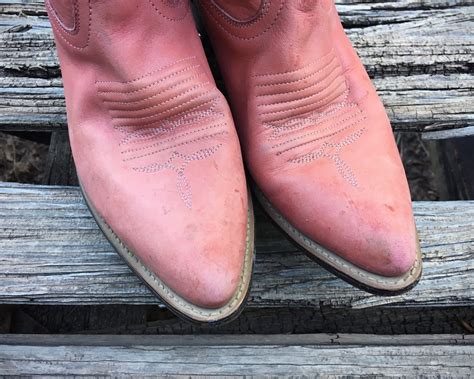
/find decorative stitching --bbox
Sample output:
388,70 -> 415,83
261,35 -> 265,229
96,58 -> 229,209
148,0 -> 190,22
265,90 -> 350,125
200,0 -> 285,41
122,131 -> 229,162
272,110 -> 364,149
115,98 -> 215,130
121,123 -> 226,154
254,49 -> 369,187
115,100 -> 221,145
256,61 -> 340,99
266,102 -> 355,139
98,65 -> 200,96
103,72 -> 204,107
118,105 -> 223,146
276,117 -> 367,156
257,75 -> 345,110
255,57 -> 339,89
133,145 -> 223,208
254,49 -> 335,78
109,82 -> 211,118
289,127 -> 367,187
111,91 -> 214,125
45,0 -> 91,50
259,81 -> 347,118
96,57 -> 196,85
207,0 -> 270,28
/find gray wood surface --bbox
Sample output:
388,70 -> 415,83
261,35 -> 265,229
0,333 -> 472,377
0,0 -> 472,133
0,182 -> 472,308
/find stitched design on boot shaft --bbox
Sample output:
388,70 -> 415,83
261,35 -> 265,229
254,49 -> 367,187
45,0 -> 91,50
96,57 -> 228,208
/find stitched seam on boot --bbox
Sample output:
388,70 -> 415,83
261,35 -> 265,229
46,0 -> 91,50
258,190 -> 420,286
96,57 -> 196,85
200,0 -> 285,40
91,198 -> 253,317
207,0 -> 270,28
148,0 -> 190,22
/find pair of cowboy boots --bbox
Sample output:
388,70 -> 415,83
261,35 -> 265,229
46,0 -> 422,324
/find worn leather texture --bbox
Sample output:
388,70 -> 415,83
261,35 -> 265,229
46,0 -> 249,308
199,0 -> 418,277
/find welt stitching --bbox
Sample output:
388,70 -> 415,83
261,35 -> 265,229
123,131 -> 229,161
121,123 -> 227,154
255,57 -> 339,88
148,0 -> 190,22
111,88 -> 212,122
46,0 -> 91,50
104,72 -> 204,108
276,116 -> 367,156
114,97 -> 214,129
257,73 -> 345,109
254,49 -> 334,78
201,0 -> 285,41
260,81 -> 347,118
94,203 -> 252,317
97,65 -> 200,96
261,193 -> 420,285
272,110 -> 364,149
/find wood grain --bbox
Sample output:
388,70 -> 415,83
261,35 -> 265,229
0,334 -> 472,377
0,0 -> 472,132
0,182 -> 472,308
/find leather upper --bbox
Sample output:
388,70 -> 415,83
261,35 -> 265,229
198,0 -> 418,276
46,0 -> 249,308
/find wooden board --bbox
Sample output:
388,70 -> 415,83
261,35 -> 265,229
0,182 -> 472,308
0,334 -> 472,377
0,0 -> 472,133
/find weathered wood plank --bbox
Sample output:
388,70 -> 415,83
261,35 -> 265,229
0,182 -> 472,308
44,131 -> 78,186
0,0 -> 472,132
1,74 -> 472,132
0,334 -> 472,377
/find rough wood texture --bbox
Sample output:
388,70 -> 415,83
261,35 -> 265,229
0,0 -> 472,133
0,334 -> 472,377
425,135 -> 474,200
15,304 -> 472,335
0,182 -> 472,308
44,131 -> 78,186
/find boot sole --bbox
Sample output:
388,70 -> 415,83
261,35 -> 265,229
81,184 -> 255,326
253,185 -> 422,295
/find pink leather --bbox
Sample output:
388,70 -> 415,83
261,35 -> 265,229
199,0 -> 418,276
46,0 -> 249,308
